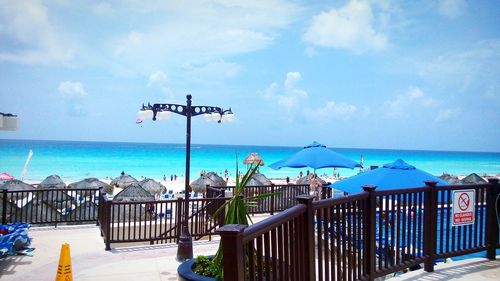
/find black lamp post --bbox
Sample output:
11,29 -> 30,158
138,94 -> 233,261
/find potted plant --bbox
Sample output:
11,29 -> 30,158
178,161 -> 272,280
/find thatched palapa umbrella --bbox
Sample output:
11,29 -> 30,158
112,183 -> 154,222
461,173 -> 487,184
205,172 -> 227,187
0,179 -> 35,199
40,175 -> 66,189
297,174 -> 327,185
439,173 -> 460,184
139,178 -> 166,196
251,172 -> 272,186
113,183 -> 154,202
68,178 -> 113,194
245,177 -> 266,187
243,153 -> 265,166
190,176 -> 217,193
110,174 -> 138,189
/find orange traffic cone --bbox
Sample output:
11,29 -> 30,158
55,243 -> 72,281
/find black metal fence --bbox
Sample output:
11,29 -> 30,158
1,188 -> 101,226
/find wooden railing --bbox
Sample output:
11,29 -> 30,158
218,179 -> 500,281
96,184 -> 311,249
1,188 -> 101,226
98,194 -> 229,250
225,184 -> 311,215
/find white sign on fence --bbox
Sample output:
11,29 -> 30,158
452,189 -> 475,226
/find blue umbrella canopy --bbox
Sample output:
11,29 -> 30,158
269,141 -> 360,170
332,159 -> 447,194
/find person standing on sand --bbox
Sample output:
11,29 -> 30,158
310,174 -> 321,199
299,171 -> 303,178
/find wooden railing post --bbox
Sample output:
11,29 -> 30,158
486,178 -> 500,259
423,181 -> 438,272
217,224 -> 247,281
176,197 -> 183,241
2,189 -> 7,225
96,187 -> 102,226
105,197 -> 112,251
296,194 -> 316,281
270,184 -> 275,215
362,185 -> 377,281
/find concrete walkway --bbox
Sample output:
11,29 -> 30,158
1,223 -> 499,280
393,257 -> 500,281
0,225 -> 219,281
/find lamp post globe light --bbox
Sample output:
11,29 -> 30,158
138,94 -> 234,261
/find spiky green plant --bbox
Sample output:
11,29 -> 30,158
205,160 -> 275,280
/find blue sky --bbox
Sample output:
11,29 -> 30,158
0,0 -> 499,152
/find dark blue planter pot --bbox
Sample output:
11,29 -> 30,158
177,257 -> 217,281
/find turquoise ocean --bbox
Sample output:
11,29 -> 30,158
0,139 -> 499,183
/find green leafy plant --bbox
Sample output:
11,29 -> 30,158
193,160 -> 275,280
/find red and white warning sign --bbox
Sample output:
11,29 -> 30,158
452,189 -> 475,226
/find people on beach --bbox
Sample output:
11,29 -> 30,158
310,173 -> 321,199
170,175 -> 173,181
286,176 -> 290,184
299,171 -> 303,178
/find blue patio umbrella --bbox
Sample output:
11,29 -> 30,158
331,159 -> 447,194
269,141 -> 361,171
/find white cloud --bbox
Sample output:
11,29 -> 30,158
280,72 -> 308,110
416,39 -> 500,95
0,0 -> 73,64
58,81 -> 88,98
260,72 -> 308,111
92,2 -> 113,15
260,72 -> 358,122
436,108 -> 459,122
58,81 -> 88,117
304,101 -> 357,122
384,86 -> 437,118
147,71 -> 168,87
438,0 -> 467,19
183,60 -> 243,81
303,0 -> 388,52
111,1 -> 301,73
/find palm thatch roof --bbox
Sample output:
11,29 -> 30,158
243,153 -> 265,166
245,177 -> 267,187
113,183 -> 154,202
0,179 -> 35,199
68,178 -> 113,194
39,175 -> 66,189
15,200 -> 60,224
461,173 -> 487,184
0,195 -> 20,221
297,174 -> 327,185
190,176 -> 217,193
205,172 -> 227,187
110,174 -> 138,189
139,178 -> 166,196
39,189 -> 75,209
69,201 -> 98,221
251,173 -> 272,186
439,173 -> 460,184
110,204 -> 152,223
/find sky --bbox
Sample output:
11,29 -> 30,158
0,0 -> 499,152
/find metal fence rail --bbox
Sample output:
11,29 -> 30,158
1,188 -> 101,226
